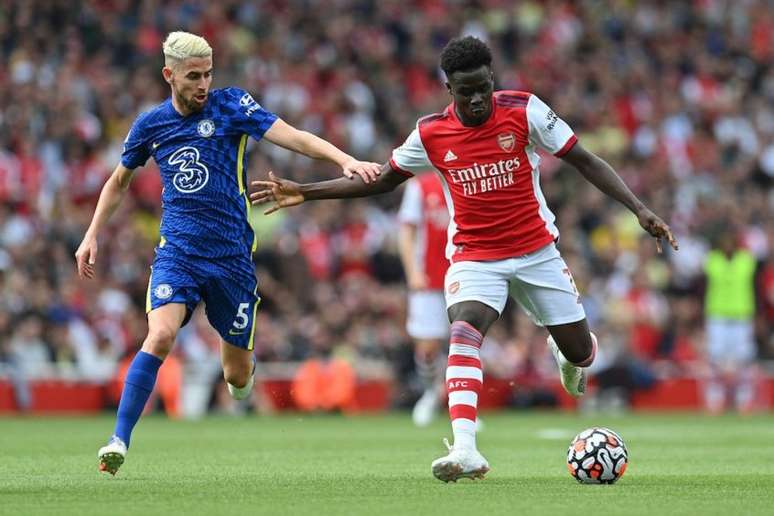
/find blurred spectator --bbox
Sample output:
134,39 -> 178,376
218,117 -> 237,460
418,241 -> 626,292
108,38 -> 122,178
8,313 -> 52,379
292,358 -> 357,412
702,230 -> 759,413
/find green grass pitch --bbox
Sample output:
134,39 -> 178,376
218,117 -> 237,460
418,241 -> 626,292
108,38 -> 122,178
1,412 -> 773,515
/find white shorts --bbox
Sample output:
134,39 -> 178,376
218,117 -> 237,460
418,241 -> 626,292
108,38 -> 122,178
444,243 -> 586,327
706,318 -> 756,366
407,290 -> 449,340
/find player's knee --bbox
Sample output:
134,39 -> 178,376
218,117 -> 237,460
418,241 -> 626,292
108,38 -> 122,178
142,326 -> 177,358
448,302 -> 499,335
450,311 -> 489,335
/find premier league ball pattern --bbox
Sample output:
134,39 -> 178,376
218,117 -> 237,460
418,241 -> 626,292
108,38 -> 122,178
567,427 -> 628,484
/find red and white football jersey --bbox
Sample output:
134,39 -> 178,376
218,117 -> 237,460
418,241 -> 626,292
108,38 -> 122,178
397,172 -> 450,290
390,91 -> 577,263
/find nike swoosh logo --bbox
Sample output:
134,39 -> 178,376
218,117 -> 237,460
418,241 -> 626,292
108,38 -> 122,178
229,329 -> 246,335
152,142 -> 160,149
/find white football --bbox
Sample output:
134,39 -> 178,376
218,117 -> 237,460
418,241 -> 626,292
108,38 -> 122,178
567,427 -> 628,484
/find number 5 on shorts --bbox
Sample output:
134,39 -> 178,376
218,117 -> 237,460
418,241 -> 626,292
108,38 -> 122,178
233,302 -> 250,330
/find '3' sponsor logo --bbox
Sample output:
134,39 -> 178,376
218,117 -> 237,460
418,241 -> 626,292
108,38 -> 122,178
168,146 -> 209,193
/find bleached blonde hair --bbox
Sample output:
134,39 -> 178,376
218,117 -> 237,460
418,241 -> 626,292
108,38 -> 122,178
163,31 -> 212,68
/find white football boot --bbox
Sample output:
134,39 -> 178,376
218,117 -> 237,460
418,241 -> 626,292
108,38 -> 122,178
412,388 -> 441,427
431,438 -> 490,482
98,436 -> 127,476
548,333 -> 596,397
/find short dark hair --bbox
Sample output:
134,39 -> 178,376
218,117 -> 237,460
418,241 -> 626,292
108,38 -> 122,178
440,36 -> 492,76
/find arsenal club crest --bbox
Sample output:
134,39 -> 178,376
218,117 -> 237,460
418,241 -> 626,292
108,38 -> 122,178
497,132 -> 515,152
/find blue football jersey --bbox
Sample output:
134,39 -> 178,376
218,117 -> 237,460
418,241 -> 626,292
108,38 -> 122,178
121,87 -> 278,259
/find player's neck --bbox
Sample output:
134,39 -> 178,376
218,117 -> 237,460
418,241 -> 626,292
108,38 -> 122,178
171,94 -> 195,117
171,98 -> 191,116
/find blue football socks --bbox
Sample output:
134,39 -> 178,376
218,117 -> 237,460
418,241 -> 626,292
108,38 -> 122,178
113,351 -> 163,447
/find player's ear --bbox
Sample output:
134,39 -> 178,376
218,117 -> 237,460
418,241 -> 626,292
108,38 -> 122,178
445,81 -> 452,95
162,66 -> 174,85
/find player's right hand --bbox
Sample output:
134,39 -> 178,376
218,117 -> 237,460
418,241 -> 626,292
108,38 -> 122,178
250,171 -> 305,215
75,235 -> 98,279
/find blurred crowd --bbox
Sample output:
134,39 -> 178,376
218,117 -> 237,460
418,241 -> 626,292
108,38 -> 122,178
0,0 -> 772,413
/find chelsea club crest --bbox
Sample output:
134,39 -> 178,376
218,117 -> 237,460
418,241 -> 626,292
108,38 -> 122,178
197,119 -> 215,138
154,284 -> 173,300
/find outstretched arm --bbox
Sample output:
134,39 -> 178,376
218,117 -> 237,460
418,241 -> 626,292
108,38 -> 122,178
250,163 -> 410,214
75,164 -> 135,279
263,118 -> 382,183
561,143 -> 678,253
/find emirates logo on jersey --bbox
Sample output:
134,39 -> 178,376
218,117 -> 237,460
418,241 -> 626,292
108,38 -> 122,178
497,132 -> 515,152
447,157 -> 519,196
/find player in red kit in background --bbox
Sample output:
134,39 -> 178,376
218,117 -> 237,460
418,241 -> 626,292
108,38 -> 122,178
397,173 -> 450,427
251,36 -> 678,483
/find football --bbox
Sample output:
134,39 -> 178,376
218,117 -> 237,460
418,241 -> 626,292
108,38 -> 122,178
567,427 -> 628,484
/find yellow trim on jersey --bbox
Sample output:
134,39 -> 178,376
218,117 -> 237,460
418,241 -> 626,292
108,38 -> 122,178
236,134 -> 258,253
247,292 -> 261,352
159,235 -> 166,248
145,267 -> 153,313
237,134 -> 247,194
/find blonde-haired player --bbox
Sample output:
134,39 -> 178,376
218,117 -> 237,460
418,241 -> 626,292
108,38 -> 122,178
163,31 -> 212,60
76,31 -> 381,475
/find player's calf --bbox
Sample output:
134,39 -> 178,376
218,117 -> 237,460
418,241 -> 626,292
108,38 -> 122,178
412,339 -> 444,427
226,359 -> 256,401
549,332 -> 597,397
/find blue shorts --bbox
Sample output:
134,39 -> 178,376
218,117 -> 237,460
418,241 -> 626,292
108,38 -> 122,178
146,252 -> 260,350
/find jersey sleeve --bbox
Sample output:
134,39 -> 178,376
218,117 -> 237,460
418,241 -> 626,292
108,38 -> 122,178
526,95 -> 577,157
224,87 -> 278,140
390,128 -> 432,177
397,179 -> 422,225
121,113 -> 151,169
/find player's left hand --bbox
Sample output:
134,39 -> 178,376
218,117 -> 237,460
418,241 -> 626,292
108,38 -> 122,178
75,233 -> 98,279
250,171 -> 305,215
636,207 -> 679,253
341,158 -> 381,183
